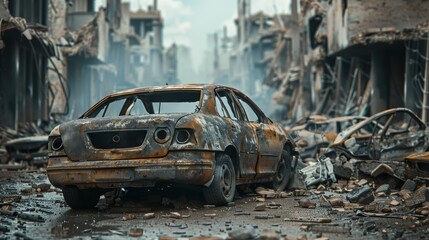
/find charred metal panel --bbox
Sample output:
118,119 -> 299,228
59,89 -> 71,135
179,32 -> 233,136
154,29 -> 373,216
60,115 -> 178,161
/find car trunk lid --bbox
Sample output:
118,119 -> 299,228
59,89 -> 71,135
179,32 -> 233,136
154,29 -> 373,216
59,114 -> 187,161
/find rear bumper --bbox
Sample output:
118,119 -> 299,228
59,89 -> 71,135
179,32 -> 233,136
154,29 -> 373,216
47,151 -> 215,189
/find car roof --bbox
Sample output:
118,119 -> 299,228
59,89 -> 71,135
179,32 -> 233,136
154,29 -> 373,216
109,84 -> 233,97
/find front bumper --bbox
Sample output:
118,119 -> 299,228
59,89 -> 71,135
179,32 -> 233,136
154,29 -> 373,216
47,151 -> 215,189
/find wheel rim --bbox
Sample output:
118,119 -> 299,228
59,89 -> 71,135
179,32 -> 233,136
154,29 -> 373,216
220,163 -> 232,197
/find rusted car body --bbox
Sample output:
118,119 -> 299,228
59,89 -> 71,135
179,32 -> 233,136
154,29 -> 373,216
47,84 -> 298,208
327,108 -> 428,161
405,152 -> 429,180
290,115 -> 367,159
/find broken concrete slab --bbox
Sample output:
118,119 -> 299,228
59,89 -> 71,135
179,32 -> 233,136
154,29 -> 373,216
375,184 -> 391,196
346,186 -> 374,204
401,180 -> 417,192
298,199 -> 317,209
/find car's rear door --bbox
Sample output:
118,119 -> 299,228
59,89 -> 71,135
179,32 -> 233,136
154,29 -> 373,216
214,88 -> 258,178
232,91 -> 283,178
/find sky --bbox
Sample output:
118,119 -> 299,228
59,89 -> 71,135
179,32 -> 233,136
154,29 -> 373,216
96,0 -> 291,69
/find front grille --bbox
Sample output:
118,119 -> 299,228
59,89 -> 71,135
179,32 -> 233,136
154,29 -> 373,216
87,130 -> 147,149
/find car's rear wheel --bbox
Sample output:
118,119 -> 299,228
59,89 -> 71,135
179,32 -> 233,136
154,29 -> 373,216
63,187 -> 100,209
203,154 -> 236,205
270,149 -> 292,191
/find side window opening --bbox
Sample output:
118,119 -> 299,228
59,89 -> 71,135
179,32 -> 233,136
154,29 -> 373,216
238,98 -> 260,123
215,89 -> 239,120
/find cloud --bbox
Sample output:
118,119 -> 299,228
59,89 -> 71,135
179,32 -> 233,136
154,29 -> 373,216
251,0 -> 291,14
165,21 -> 192,35
123,0 -> 192,21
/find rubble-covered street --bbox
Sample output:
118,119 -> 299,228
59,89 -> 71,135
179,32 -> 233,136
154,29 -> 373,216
2,170 -> 429,239
2,0 -> 429,239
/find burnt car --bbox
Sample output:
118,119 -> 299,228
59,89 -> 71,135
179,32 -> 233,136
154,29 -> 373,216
328,108 -> 428,161
405,152 -> 429,180
47,84 -> 298,209
289,115 -> 367,159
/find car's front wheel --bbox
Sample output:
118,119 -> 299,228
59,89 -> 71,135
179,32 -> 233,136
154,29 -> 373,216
203,154 -> 236,205
63,187 -> 100,209
270,149 -> 292,191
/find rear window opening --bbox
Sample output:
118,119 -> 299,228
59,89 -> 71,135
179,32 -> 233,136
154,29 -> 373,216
86,90 -> 202,118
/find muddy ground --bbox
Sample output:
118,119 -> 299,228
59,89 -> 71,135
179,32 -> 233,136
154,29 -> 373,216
0,170 -> 427,240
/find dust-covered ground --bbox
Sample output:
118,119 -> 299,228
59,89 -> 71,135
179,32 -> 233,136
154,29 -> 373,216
0,170 -> 427,240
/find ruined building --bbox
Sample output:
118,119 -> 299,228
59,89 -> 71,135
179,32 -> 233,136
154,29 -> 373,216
210,0 -> 300,117
0,0 -> 59,129
0,0 -> 175,128
129,2 -> 164,86
277,0 -> 429,122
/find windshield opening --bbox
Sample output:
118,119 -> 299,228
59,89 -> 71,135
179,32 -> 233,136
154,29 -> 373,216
85,90 -> 202,118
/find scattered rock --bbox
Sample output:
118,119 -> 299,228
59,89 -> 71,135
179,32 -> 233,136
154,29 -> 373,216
298,199 -> 316,209
122,214 -> 136,221
35,183 -> 51,192
401,180 -> 417,192
405,187 -> 429,208
381,205 -> 392,213
204,213 -> 216,217
256,197 -> 266,202
228,226 -> 257,240
1,195 -> 21,203
170,212 -> 182,219
143,213 -> 155,220
390,199 -> 400,206
129,228 -> 143,237
279,192 -> 290,198
375,184 -> 391,196
20,188 -> 32,195
371,163 -> 395,177
327,197 -> 344,208
356,179 -> 368,186
398,189 -> 412,200
363,204 -> 376,212
254,203 -> 266,211
346,186 -> 374,204
334,161 -> 354,179
259,231 -> 281,240
294,189 -> 307,196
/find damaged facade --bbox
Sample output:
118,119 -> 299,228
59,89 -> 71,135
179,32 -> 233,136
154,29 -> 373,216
0,0 -> 55,129
0,0 -> 177,126
295,0 -> 429,121
0,0 -> 178,165
209,0 -> 429,123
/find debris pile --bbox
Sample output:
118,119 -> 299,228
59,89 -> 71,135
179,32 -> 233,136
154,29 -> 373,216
0,122 -> 52,167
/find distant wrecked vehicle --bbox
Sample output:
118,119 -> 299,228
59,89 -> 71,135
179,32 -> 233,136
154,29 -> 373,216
405,152 -> 429,180
47,84 -> 298,209
328,108 -> 428,161
300,108 -> 428,186
290,115 -> 367,159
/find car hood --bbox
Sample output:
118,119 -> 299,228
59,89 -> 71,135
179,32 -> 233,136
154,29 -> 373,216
58,113 -> 190,161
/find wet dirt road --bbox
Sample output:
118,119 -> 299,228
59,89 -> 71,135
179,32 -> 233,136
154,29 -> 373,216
0,170 -> 427,239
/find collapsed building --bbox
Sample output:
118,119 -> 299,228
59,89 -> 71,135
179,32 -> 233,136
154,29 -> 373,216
0,0 -> 177,164
0,0 -> 58,130
285,0 -> 429,121
209,0 -> 429,123
0,0 -> 177,126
